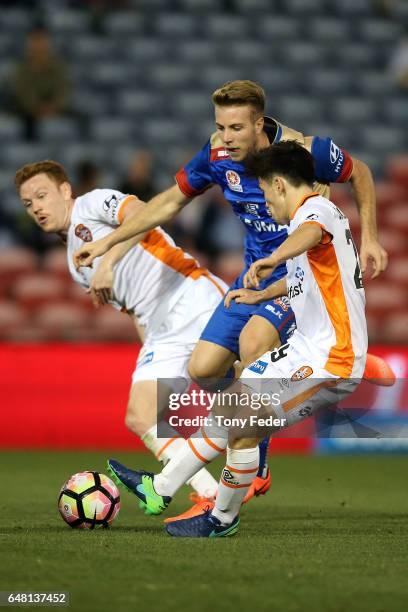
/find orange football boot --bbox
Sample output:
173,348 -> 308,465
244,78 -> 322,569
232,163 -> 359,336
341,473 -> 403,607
164,492 -> 215,524
242,467 -> 271,504
363,353 -> 396,387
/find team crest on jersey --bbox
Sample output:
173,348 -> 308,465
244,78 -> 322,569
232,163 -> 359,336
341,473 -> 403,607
75,224 -> 93,242
226,170 -> 243,192
291,366 -> 313,381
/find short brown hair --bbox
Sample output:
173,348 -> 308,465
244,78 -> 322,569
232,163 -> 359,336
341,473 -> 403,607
212,80 -> 266,117
15,160 -> 69,191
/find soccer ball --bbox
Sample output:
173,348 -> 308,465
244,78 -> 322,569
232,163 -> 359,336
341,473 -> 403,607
58,471 -> 120,529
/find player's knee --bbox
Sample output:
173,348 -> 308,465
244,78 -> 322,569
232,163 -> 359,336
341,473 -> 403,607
125,402 -> 148,437
188,355 -> 227,387
239,328 -> 280,367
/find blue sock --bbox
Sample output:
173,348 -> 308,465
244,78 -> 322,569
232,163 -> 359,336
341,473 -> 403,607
257,437 -> 270,477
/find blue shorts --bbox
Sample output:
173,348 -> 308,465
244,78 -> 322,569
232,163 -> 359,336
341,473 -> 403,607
200,274 -> 296,357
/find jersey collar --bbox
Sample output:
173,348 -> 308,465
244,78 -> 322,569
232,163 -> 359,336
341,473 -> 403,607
290,192 -> 320,221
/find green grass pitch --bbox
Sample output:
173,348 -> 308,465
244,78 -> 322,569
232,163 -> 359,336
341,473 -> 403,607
0,451 -> 407,612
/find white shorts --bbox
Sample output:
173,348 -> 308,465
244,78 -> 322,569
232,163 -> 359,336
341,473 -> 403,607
131,274 -> 227,387
241,342 -> 358,429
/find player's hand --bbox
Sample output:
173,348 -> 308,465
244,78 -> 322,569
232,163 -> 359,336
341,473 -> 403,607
224,288 -> 264,308
244,257 -> 277,288
73,238 -> 111,270
359,238 -> 388,279
89,263 -> 114,308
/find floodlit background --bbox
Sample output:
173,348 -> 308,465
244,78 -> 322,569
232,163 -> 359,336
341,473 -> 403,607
0,0 -> 407,451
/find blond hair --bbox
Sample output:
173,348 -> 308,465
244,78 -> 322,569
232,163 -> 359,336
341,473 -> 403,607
15,160 -> 69,191
212,80 -> 265,117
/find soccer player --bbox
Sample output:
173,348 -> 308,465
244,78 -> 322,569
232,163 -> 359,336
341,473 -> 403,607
107,141 -> 369,537
74,80 -> 390,509
15,160 -> 229,502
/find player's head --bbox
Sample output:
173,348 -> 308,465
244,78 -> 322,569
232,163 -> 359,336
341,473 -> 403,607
245,141 -> 315,224
212,80 -> 266,161
15,160 -> 73,233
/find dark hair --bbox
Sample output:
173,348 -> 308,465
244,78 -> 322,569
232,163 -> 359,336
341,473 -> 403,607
245,141 -> 315,187
212,80 -> 265,118
15,160 -> 69,191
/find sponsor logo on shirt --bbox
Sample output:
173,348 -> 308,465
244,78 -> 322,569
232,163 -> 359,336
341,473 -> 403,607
103,193 -> 122,221
217,149 -> 229,157
75,224 -> 93,242
287,282 -> 304,299
138,351 -> 154,368
244,202 -> 259,216
330,141 -> 340,163
248,359 -> 268,375
291,365 -> 314,381
295,266 -> 305,281
226,170 -> 243,193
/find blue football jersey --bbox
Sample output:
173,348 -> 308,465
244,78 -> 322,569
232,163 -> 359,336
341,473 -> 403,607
175,117 -> 353,289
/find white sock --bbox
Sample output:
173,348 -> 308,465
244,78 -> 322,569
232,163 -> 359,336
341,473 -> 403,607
141,423 -> 184,465
211,446 -> 259,526
154,421 -> 228,498
142,423 -> 219,498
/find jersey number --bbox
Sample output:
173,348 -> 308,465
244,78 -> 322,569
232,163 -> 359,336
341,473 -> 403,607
345,228 -> 363,289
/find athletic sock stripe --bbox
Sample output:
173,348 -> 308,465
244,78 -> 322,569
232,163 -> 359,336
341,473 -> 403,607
201,427 -> 225,453
156,436 -> 179,460
225,464 -> 259,474
188,438 -> 210,464
221,479 -> 250,489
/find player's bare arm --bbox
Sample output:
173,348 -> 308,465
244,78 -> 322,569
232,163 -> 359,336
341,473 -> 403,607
224,278 -> 287,309
348,157 -> 388,278
73,185 -> 191,269
90,235 -> 144,307
244,223 -> 323,288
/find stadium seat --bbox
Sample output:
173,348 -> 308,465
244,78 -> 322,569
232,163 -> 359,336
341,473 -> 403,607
384,257 -> 408,286
338,44 -> 379,68
37,118 -> 81,143
383,202 -> 408,232
103,10 -> 145,35
45,9 -> 90,32
308,17 -> 351,41
34,302 -> 90,340
73,89 -> 112,116
125,38 -> 171,63
179,0 -> 219,10
365,282 -> 408,312
0,247 -> 38,295
42,247 -> 71,280
308,70 -> 353,95
387,99 -> 408,125
89,62 -> 136,88
277,96 -> 324,126
359,127 -> 406,154
92,306 -> 138,342
155,14 -> 199,37
257,15 -> 299,39
148,64 -> 196,89
117,90 -> 163,116
382,312 -> 408,345
90,117 -> 135,143
386,156 -> 408,189
331,98 -> 378,125
11,273 -> 67,310
0,8 -> 32,31
205,15 -> 248,38
0,300 -> 27,334
176,40 -> 218,64
376,227 -> 407,258
284,42 -> 326,66
72,36 -> 117,60
0,115 -> 24,141
143,119 -> 189,144
2,143 -> 50,170
359,19 -> 403,43
331,0 -> 374,16
225,41 -> 270,65
199,66 -> 248,91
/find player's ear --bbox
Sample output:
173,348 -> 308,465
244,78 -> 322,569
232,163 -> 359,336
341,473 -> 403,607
254,114 -> 264,134
60,181 -> 72,200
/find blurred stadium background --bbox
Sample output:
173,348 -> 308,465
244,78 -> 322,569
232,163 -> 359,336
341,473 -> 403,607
0,0 -> 407,452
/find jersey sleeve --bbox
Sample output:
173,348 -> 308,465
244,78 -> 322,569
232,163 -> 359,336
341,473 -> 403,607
86,189 -> 138,226
175,140 -> 214,197
311,136 -> 354,184
294,202 -> 334,245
